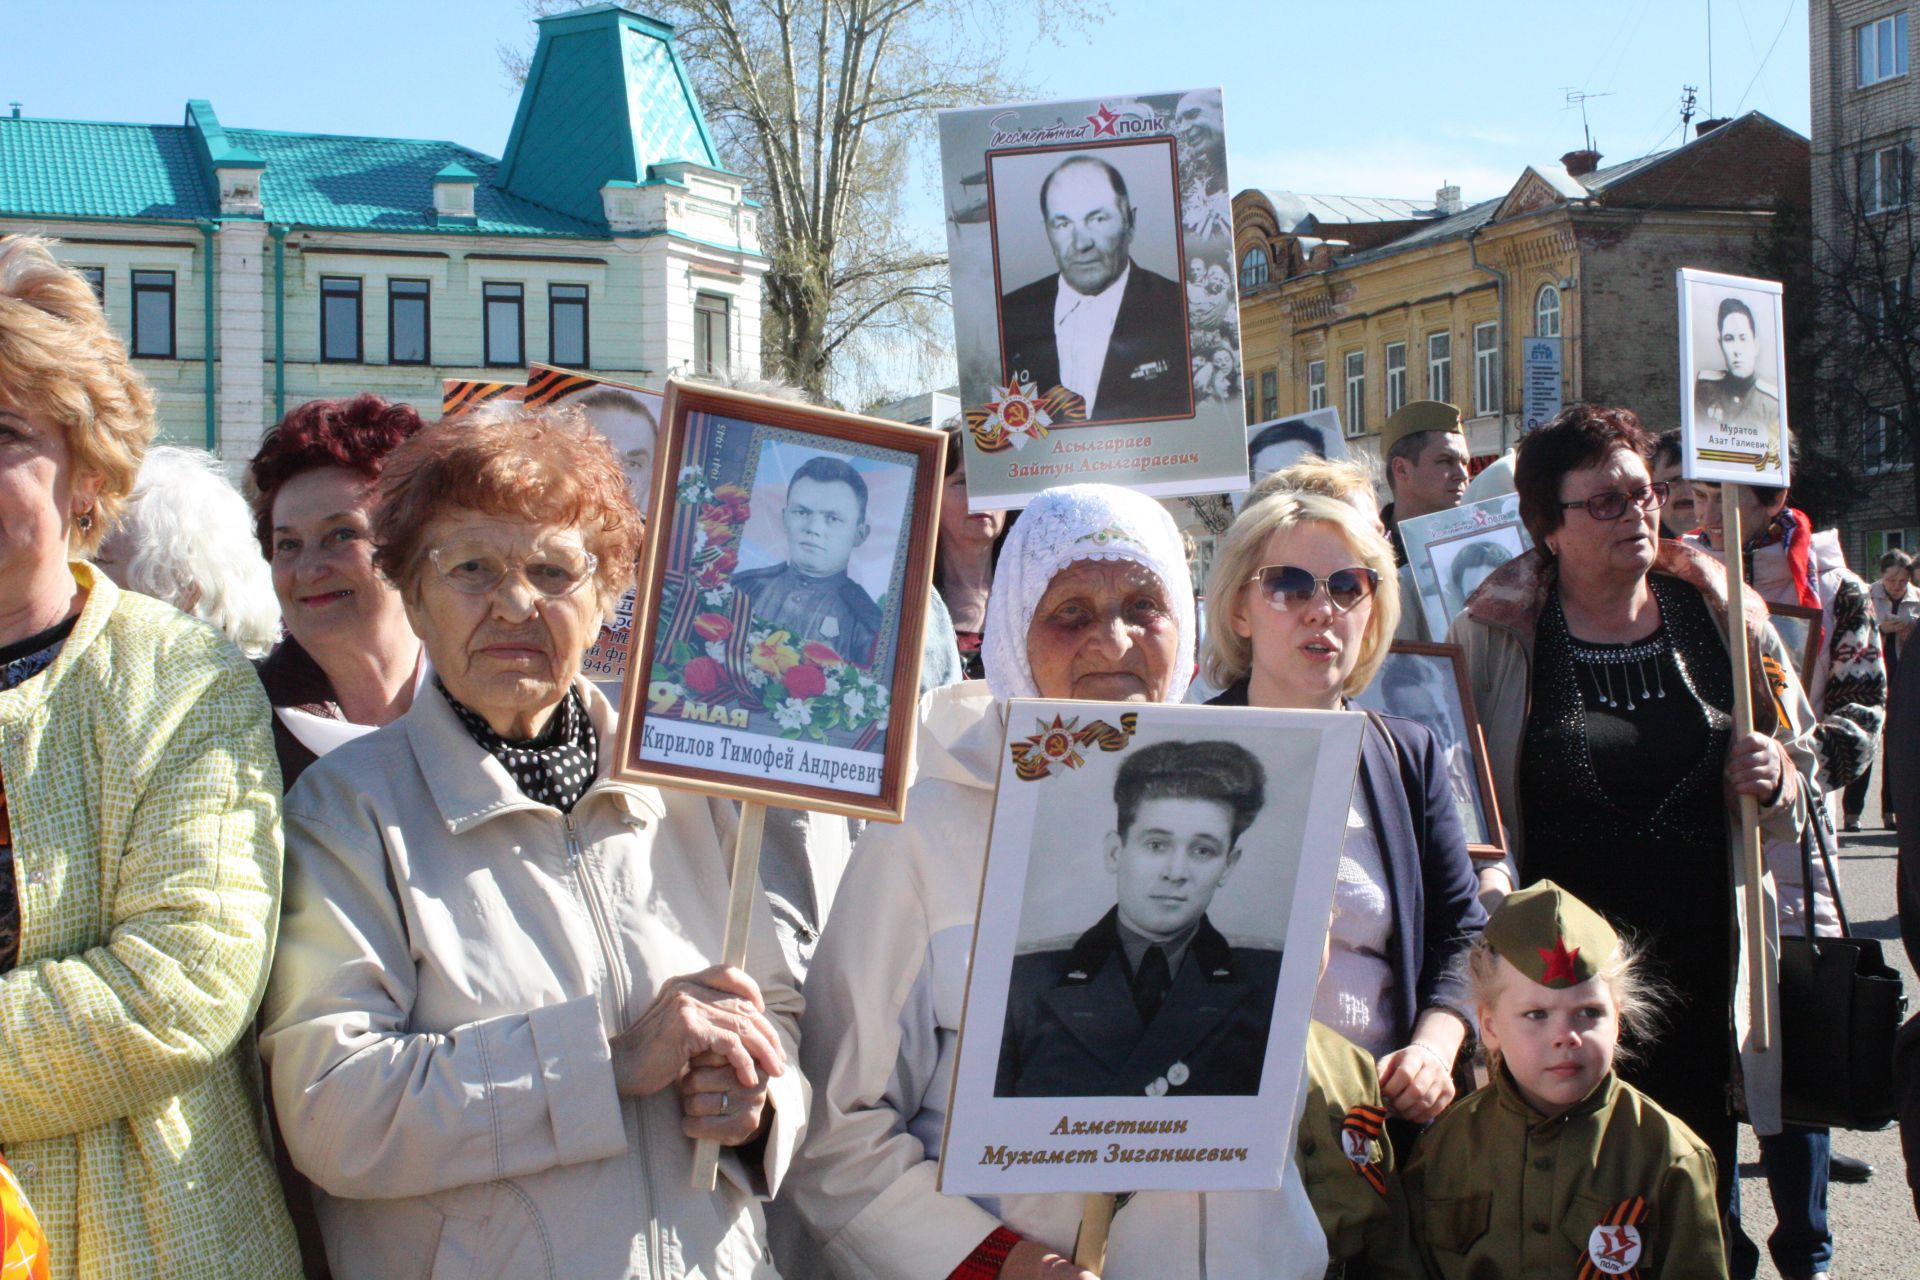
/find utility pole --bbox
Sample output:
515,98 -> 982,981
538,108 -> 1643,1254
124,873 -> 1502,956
1681,85 -> 1698,132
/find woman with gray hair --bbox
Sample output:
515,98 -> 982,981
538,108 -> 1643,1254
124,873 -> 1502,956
92,445 -> 281,657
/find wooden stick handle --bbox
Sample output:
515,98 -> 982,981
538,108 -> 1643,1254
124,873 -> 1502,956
1073,1193 -> 1115,1272
1722,491 -> 1772,1052
691,800 -> 769,1191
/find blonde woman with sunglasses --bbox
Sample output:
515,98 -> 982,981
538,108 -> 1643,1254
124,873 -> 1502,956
1201,491 -> 1485,1128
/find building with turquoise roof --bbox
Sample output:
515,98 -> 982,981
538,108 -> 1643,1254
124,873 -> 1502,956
0,3 -> 765,461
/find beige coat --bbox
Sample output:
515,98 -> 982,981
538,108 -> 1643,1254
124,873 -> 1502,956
260,678 -> 806,1279
1444,541 -> 1817,1134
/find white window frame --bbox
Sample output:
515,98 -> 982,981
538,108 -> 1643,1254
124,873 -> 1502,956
1384,341 -> 1408,417
1858,12 -> 1910,88
1427,331 -> 1452,404
1866,406 -> 1909,472
1344,350 -> 1366,436
1306,359 -> 1327,411
1535,284 -> 1562,337
1473,322 -> 1501,417
1862,144 -> 1911,214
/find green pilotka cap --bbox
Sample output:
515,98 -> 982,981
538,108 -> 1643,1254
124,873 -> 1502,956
1484,880 -> 1619,989
1378,399 -> 1463,455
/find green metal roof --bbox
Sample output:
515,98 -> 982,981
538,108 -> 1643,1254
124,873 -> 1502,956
0,116 -> 218,220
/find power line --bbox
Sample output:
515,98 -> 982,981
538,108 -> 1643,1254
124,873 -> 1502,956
1734,0 -> 1800,116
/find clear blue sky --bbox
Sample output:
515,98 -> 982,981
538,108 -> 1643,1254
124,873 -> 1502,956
7,0 -> 1809,390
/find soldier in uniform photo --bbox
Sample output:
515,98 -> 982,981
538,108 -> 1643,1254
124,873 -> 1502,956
1692,296 -> 1781,442
995,738 -> 1282,1098
734,454 -> 886,666
999,154 -> 1191,424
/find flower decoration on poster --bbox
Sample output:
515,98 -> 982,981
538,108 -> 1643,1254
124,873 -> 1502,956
1009,711 -> 1138,780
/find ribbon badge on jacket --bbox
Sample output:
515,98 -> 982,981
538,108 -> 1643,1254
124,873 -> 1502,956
1338,1104 -> 1388,1196
1578,1196 -> 1648,1279
1010,713 -> 1138,780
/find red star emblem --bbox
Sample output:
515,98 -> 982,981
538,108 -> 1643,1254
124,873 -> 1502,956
1596,1225 -> 1636,1264
1086,104 -> 1119,136
1537,936 -> 1581,985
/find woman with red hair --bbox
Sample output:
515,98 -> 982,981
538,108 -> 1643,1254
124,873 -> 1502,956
247,394 -> 426,786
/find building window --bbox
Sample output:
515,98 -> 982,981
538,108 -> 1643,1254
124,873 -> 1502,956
1306,359 -> 1327,411
694,292 -> 731,377
1535,284 -> 1562,337
550,283 -> 589,367
484,282 -> 525,367
77,267 -> 105,304
1384,342 -> 1408,417
389,279 -> 430,365
131,270 -> 175,358
1427,331 -> 1452,404
1866,407 -> 1908,470
1344,350 -> 1366,436
1858,13 -> 1910,87
1473,321 -> 1500,416
1862,144 -> 1912,213
1869,526 -> 1920,562
1239,245 -> 1269,290
320,277 -> 363,363
1260,370 -> 1279,420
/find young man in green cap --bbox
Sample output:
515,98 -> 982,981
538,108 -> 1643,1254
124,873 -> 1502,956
1377,399 -> 1471,568
1403,881 -> 1727,1279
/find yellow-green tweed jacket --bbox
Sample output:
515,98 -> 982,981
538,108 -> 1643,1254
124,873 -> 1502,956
0,565 -> 299,1279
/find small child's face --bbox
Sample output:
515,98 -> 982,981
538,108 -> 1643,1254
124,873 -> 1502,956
1477,960 -> 1619,1118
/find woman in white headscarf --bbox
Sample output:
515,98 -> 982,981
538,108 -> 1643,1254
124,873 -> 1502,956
779,485 -> 1346,1280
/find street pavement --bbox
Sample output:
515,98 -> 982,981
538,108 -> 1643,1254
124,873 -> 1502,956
1737,762 -> 1917,1279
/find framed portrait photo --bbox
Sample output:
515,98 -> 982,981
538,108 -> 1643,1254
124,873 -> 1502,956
938,700 -> 1362,1196
1676,267 -> 1790,488
1234,407 -> 1347,511
1767,602 -> 1823,689
1397,493 -> 1533,641
1350,642 -> 1507,859
612,381 -> 945,821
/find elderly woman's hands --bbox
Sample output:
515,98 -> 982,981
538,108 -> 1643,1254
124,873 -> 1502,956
1724,730 -> 1794,808
610,965 -> 787,1111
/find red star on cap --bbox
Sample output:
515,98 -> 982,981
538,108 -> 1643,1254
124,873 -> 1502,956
1537,936 -> 1582,985
1086,105 -> 1119,136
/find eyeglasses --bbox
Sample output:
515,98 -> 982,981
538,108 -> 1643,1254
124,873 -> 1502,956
1248,564 -> 1380,613
427,545 -> 599,597
1559,482 -> 1670,522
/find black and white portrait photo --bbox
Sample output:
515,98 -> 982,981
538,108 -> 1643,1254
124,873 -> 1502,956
1397,493 -> 1531,640
1429,526 -> 1524,621
573,383 -> 661,515
1676,267 -> 1790,487
938,700 -> 1358,1196
989,142 -> 1193,425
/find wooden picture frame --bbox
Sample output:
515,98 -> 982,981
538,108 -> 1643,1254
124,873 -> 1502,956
1766,602 -> 1824,690
1350,641 -> 1508,860
612,379 -> 945,822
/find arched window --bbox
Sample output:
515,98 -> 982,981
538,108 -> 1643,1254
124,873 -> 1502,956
1535,283 -> 1562,337
1240,245 -> 1270,290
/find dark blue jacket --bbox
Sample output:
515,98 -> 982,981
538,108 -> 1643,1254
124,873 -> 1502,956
1208,681 -> 1485,1039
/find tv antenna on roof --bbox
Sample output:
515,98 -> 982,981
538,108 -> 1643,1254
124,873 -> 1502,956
1562,89 -> 1613,153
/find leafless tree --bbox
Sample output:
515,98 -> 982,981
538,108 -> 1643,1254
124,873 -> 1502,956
509,0 -> 1100,405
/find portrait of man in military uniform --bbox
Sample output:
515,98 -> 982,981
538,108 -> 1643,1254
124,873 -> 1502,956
733,453 -> 887,667
1691,295 -> 1781,441
995,738 -> 1281,1098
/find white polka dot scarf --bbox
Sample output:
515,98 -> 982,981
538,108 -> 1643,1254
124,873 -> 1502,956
440,680 -> 599,813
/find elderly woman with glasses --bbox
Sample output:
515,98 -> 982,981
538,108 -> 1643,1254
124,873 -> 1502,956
1445,403 -> 1817,1277
1201,491 -> 1485,1128
261,407 -> 804,1279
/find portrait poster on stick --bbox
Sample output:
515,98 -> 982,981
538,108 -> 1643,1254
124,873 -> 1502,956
1676,268 -> 1790,488
1234,407 -> 1346,511
1397,493 -> 1533,641
1350,642 -> 1506,858
1766,602 -> 1823,689
524,365 -> 668,691
613,380 -> 944,821
938,701 -> 1361,1196
938,88 -> 1247,509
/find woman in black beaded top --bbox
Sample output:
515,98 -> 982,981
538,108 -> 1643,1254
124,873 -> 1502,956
1444,403 -> 1818,1280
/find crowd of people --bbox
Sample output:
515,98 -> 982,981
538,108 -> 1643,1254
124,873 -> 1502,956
0,225 -> 1907,1280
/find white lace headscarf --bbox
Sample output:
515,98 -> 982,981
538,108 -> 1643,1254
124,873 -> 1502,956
982,484 -> 1196,702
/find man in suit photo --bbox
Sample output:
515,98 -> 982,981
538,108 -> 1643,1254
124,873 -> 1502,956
995,738 -> 1282,1098
733,454 -> 886,667
998,153 -> 1193,424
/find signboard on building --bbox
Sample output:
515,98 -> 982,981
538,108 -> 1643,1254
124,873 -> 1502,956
1521,337 -> 1562,431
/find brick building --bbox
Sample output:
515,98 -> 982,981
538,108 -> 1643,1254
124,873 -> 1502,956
1233,113 -> 1810,471
0,3 -> 765,465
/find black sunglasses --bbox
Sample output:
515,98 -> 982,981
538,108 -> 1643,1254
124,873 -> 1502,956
1559,482 -> 1671,522
1248,564 -> 1380,613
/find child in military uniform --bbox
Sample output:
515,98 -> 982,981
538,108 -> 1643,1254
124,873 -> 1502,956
1403,882 -> 1727,1279
1298,1019 -> 1422,1280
